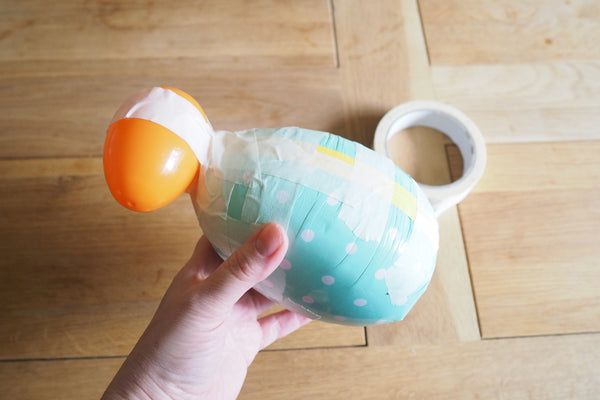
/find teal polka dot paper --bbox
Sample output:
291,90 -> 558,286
192,127 -> 439,326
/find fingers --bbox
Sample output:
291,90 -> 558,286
183,236 -> 223,280
239,290 -> 276,315
258,310 -> 312,349
202,224 -> 288,313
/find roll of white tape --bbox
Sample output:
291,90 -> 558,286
374,101 -> 486,216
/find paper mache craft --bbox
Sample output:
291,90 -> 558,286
103,86 -> 486,326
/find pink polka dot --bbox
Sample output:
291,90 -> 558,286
353,298 -> 367,307
276,190 -> 290,204
279,259 -> 292,270
388,227 -> 398,241
321,275 -> 335,285
262,279 -> 274,288
333,315 -> 346,321
326,196 -> 338,206
345,242 -> 358,254
374,269 -> 386,280
301,229 -> 315,242
302,295 -> 314,304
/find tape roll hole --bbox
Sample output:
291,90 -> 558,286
387,125 -> 464,186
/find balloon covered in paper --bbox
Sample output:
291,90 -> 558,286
103,87 -> 439,325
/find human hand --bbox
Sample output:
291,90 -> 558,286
102,223 -> 312,400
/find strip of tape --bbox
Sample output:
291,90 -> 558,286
373,100 -> 486,216
109,89 -> 419,235
111,87 -> 213,165
203,128 -> 413,241
316,145 -> 355,165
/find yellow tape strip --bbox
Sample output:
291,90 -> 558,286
392,184 -> 417,220
315,143 -> 416,220
316,145 -> 355,165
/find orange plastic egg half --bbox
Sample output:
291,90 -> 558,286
103,117 -> 199,212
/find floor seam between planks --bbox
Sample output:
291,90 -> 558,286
0,355 -> 127,364
4,330 -> 599,365
444,144 -> 483,339
0,343 -> 369,364
456,203 -> 483,339
328,0 -> 341,68
415,0 -> 431,66
0,155 -> 104,161
481,330 -> 600,342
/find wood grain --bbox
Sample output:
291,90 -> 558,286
0,64 -> 344,158
3,0 -> 599,398
431,62 -> 600,142
450,141 -> 600,337
0,158 -> 364,358
467,141 -> 600,193
2,333 -> 599,399
0,0 -> 335,66
334,0 -> 479,346
0,0 -> 342,158
420,0 -> 600,65
244,333 -> 600,399
335,0 -> 414,144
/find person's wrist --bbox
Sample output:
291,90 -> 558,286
102,352 -> 176,400
103,382 -> 154,400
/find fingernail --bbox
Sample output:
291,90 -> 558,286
255,224 -> 284,257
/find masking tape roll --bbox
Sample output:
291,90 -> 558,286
373,101 -> 486,216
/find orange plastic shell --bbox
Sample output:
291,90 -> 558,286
103,118 -> 199,212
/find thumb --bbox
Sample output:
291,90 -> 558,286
203,223 -> 288,312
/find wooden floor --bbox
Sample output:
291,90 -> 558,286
1,0 -> 599,398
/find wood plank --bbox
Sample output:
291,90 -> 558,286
245,334 -> 600,399
420,0 -> 600,65
0,65 -> 344,158
334,0 -> 479,345
334,0 -> 417,145
2,333 -> 599,399
465,141 -> 600,193
0,0 -> 335,66
432,62 -> 600,142
0,158 -> 365,358
267,321 -> 364,351
450,141 -> 600,337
